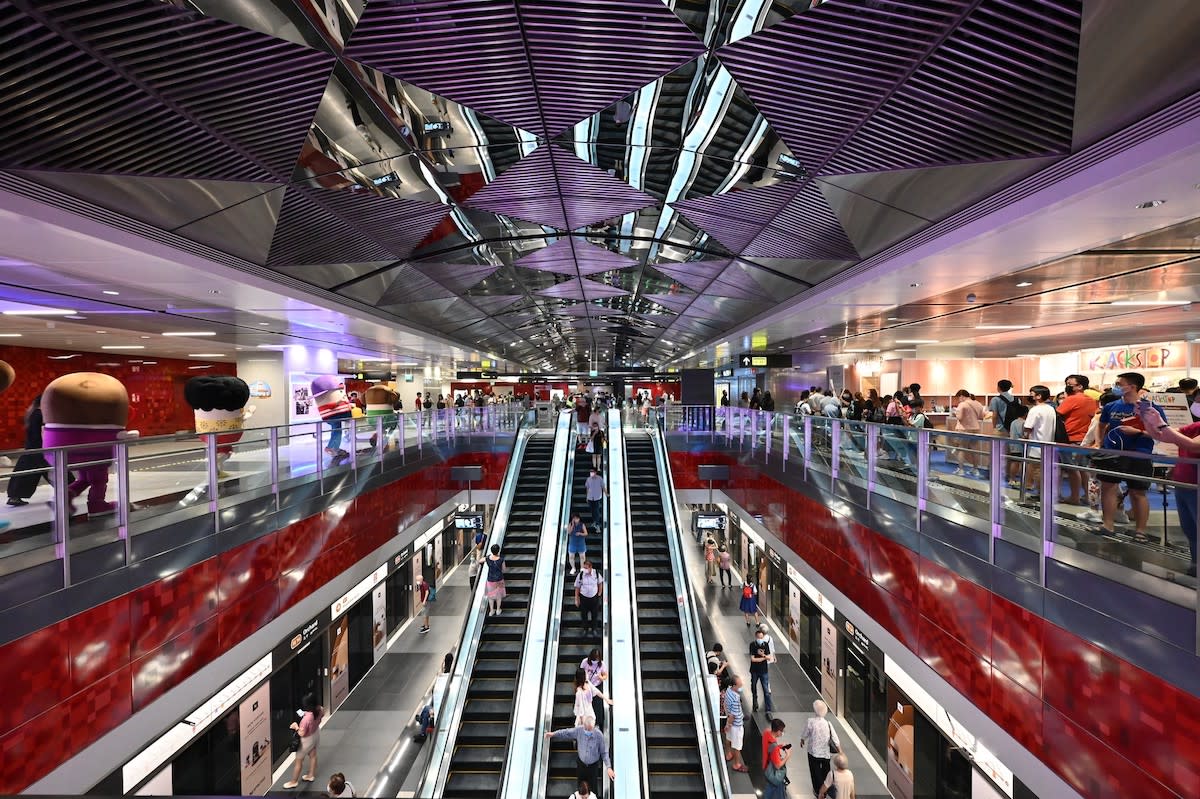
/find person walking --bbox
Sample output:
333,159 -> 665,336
546,716 -> 615,798
574,559 -> 604,636
819,754 -> 856,799
416,574 -> 431,635
703,535 -> 718,584
1136,404 -> 1200,576
763,718 -> 793,799
573,667 -> 613,726
484,544 -> 507,616
717,545 -> 733,588
283,693 -> 324,788
801,699 -> 841,798
585,468 -> 606,531
565,512 -> 589,575
749,627 -> 776,714
739,573 -> 762,627
7,394 -> 55,507
723,675 -> 748,773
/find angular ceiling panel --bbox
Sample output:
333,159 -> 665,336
517,237 -> 639,277
537,279 -> 630,301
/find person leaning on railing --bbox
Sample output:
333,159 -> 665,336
1135,402 -> 1200,577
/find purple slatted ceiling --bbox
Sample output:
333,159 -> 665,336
376,265 -> 460,305
464,144 -> 658,230
516,0 -> 704,136
267,186 -> 448,267
516,237 -> 638,276
0,1 -> 334,179
537,278 -> 629,300
414,262 -> 501,294
717,1 -> 960,172
463,294 -> 524,315
643,293 -> 694,312
672,181 -> 857,260
653,259 -> 730,293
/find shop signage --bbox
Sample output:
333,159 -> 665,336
766,546 -> 784,570
391,543 -> 413,571
371,171 -> 401,187
423,120 -> 451,133
1082,342 -> 1182,371
717,367 -> 734,378
122,654 -> 272,794
330,563 -> 389,619
885,655 -> 1014,797
836,609 -> 884,668
736,352 -> 792,368
457,370 -> 497,379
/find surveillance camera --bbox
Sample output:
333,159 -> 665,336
966,293 -> 977,303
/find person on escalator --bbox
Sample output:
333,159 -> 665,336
545,716 -> 615,798
585,468 -> 606,531
575,560 -> 605,636
565,512 -> 589,575
588,423 -> 606,471
580,648 -> 608,725
568,779 -> 594,799
573,667 -> 613,727
484,544 -> 506,616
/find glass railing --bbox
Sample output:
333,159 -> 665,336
0,406 -> 526,589
660,406 -> 1199,604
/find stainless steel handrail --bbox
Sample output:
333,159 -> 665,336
499,410 -> 573,797
650,426 -> 731,799
414,420 -> 537,797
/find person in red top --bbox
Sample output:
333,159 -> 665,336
1057,374 -> 1099,505
1137,408 -> 1200,577
761,717 -> 792,799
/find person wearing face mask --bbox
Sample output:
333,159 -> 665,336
1057,375 -> 1098,505
1094,372 -> 1166,541
749,627 -> 776,715
1136,403 -> 1200,577
546,715 -> 615,797
574,560 -> 605,636
580,648 -> 608,724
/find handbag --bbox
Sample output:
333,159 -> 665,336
826,719 -> 840,754
289,730 -> 302,753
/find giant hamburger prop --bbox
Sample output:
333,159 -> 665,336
42,372 -> 138,515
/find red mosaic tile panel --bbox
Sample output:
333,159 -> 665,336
0,619 -> 71,736
130,557 -> 219,659
217,531 -> 279,607
989,594 -> 1042,698
918,557 -> 992,658
66,664 -> 132,756
67,593 -> 131,693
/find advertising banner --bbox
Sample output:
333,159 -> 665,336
372,581 -> 387,662
820,615 -> 838,709
788,581 -> 802,656
887,684 -> 915,799
329,617 -> 351,709
238,683 -> 272,796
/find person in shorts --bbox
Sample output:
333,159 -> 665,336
416,575 -> 431,634
1095,372 -> 1166,541
723,675 -> 747,773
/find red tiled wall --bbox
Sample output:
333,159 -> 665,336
0,450 -> 506,793
0,345 -> 237,449
670,451 -> 1200,799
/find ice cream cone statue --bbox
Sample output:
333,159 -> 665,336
41,372 -> 138,516
364,382 -> 400,448
184,376 -> 255,478
312,375 -> 353,460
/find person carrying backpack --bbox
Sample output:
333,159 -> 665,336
763,718 -> 792,799
739,575 -> 762,627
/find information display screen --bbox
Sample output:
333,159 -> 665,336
454,513 -> 484,530
695,513 -> 727,531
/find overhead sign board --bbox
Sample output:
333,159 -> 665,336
457,371 -> 497,380
736,353 -> 792,369
423,120 -> 451,133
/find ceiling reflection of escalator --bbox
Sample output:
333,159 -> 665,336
626,436 -> 706,798
443,435 -> 554,798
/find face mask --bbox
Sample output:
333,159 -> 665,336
1191,401 -> 1200,417
588,657 -> 596,664
1112,384 -> 1127,397
1064,385 -> 1075,395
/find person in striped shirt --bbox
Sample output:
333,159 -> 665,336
723,675 -> 748,772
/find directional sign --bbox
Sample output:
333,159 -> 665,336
735,353 -> 792,369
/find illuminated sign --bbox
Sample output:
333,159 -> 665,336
331,563 -> 389,618
247,380 -> 272,398
776,153 -> 802,170
736,353 -> 792,368
1082,342 -> 1183,371
423,120 -> 451,133
371,171 -> 401,187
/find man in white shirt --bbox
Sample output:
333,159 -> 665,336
1022,385 -> 1057,495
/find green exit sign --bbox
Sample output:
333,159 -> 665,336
589,369 -> 598,377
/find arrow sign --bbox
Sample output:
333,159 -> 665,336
742,356 -> 751,366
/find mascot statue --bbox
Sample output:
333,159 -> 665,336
364,381 -> 400,448
312,375 -> 353,461
41,372 -> 138,516
184,375 -> 255,478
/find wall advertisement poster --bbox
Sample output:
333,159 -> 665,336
820,615 -> 838,709
238,683 -> 272,796
372,582 -> 387,663
329,617 -> 351,709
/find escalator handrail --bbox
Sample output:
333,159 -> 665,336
500,409 -> 574,798
608,415 -> 648,798
649,429 -> 732,799
414,423 -> 542,797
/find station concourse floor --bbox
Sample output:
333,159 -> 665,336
266,554 -> 474,798
678,522 -> 892,799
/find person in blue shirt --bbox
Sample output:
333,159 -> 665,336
546,715 -> 615,797
1095,372 -> 1166,540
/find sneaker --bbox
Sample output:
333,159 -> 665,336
1077,509 -> 1102,523
6,498 -> 27,507
1113,510 -> 1131,525
418,626 -> 430,634
569,568 -> 576,575
953,467 -> 965,476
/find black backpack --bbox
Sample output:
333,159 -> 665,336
1000,396 -> 1025,430
1053,410 -> 1069,444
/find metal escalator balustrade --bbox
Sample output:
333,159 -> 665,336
625,434 -> 713,797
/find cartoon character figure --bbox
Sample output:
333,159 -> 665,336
364,382 -> 399,418
41,372 -> 138,516
311,375 -> 353,460
184,375 -> 255,477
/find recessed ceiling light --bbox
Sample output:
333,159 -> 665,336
102,290 -> 120,296
142,361 -> 158,365
1110,300 -> 1190,306
976,325 -> 1032,330
188,364 -> 213,369
1134,200 -> 1165,209
1016,281 -> 1033,288
65,315 -> 86,320
819,335 -> 827,338
0,333 -> 22,338
141,335 -> 151,339
101,345 -> 144,350
886,316 -> 899,321
95,330 -> 107,334
188,353 -> 224,357
258,322 -> 269,326
2,308 -> 75,316
48,354 -> 82,360
895,339 -> 939,344
163,331 -> 216,337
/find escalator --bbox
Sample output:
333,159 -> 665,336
547,440 -> 606,795
443,435 -> 555,797
626,436 -> 706,797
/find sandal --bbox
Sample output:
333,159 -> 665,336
1131,532 -> 1151,544
732,765 -> 749,773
